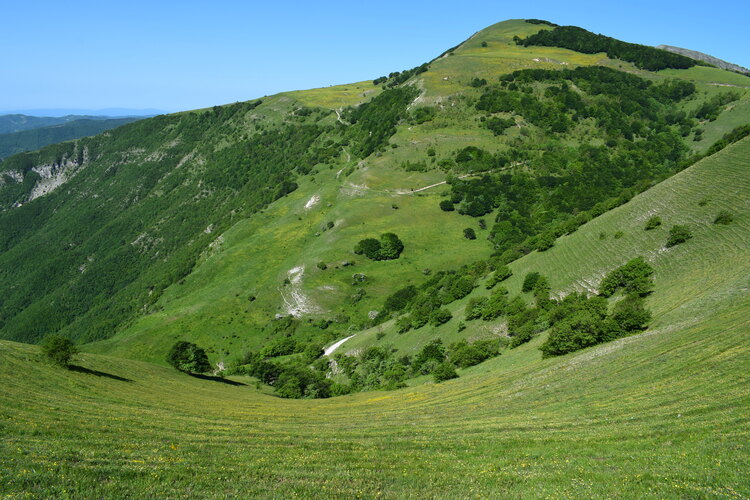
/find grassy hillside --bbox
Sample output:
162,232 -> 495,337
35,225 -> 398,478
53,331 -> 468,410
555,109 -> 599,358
343,136 -> 750,360
1,19 -> 749,375
1,283 -> 747,497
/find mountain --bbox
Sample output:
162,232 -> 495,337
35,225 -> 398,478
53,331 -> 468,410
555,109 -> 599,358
1,18 -> 749,497
1,105 -> 748,500
0,117 -> 142,160
656,44 -> 750,74
1,19 -> 748,362
0,114 -> 115,135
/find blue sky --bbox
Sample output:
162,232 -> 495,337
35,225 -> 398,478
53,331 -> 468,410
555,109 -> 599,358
3,0 -> 748,113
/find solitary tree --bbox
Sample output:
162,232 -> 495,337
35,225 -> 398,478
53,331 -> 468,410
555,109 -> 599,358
41,335 -> 78,368
167,341 -> 211,374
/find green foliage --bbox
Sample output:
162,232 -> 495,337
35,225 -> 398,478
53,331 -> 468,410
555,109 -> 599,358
706,124 -> 750,156
485,117 -> 515,135
463,228 -> 477,240
354,233 -> 404,261
345,87 -> 420,157
485,266 -> 512,289
522,272 -> 541,293
439,199 -> 455,211
610,295 -> 652,333
166,341 -> 211,374
413,339 -> 447,375
384,285 -> 418,313
470,77 -> 488,88
666,225 -> 693,247
540,310 -> 605,358
694,92 -> 740,122
0,102 -> 324,344
644,216 -> 662,230
40,335 -> 78,368
432,362 -> 459,383
448,339 -> 499,368
599,257 -> 654,297
353,238 -> 381,259
411,106 -> 436,124
429,308 -> 453,326
517,25 -> 699,71
525,19 -> 558,26
713,210 -> 733,225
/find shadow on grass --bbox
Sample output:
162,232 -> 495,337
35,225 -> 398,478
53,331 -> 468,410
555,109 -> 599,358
68,364 -> 133,382
188,373 -> 246,386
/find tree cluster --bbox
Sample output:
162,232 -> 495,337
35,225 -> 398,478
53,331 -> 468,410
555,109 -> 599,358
516,25 -> 700,71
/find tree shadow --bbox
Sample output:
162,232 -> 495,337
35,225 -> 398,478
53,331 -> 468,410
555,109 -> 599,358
68,364 -> 133,382
188,373 -> 246,386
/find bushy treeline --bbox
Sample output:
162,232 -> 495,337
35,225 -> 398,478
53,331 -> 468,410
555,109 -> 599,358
516,25 -> 701,71
343,87 -> 420,157
379,262 -> 491,333
462,260 -> 653,357
373,63 -> 430,87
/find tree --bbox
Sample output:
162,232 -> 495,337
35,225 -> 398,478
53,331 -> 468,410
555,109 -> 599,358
41,335 -> 78,368
354,238 -> 381,259
439,199 -> 455,211
433,362 -> 459,382
167,341 -> 211,374
379,233 -> 404,260
522,272 -> 541,293
599,257 -> 654,297
463,228 -> 477,240
666,225 -> 692,247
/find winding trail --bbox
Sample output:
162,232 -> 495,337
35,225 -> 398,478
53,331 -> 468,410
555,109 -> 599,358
324,334 -> 356,356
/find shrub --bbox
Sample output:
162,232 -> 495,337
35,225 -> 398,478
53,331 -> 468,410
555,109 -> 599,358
463,228 -> 477,240
666,225 -> 692,247
433,362 -> 459,382
316,261 -> 327,270
167,341 -> 211,374
540,311 -> 605,358
430,308 -> 453,326
439,200 -> 455,211
41,335 -> 78,368
522,272 -> 541,293
355,233 -> 404,260
714,210 -> 733,225
599,257 -> 654,297
486,266 -> 512,289
644,216 -> 662,230
610,294 -> 652,332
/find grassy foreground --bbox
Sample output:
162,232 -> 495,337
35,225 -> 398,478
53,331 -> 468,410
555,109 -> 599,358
1,294 -> 748,498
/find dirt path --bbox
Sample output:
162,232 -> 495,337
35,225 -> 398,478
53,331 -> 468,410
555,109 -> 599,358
324,334 -> 356,356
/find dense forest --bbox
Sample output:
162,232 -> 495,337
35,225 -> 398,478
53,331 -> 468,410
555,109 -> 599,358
517,24 -> 702,71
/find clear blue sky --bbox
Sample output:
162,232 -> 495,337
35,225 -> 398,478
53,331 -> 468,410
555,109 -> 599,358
3,0 -> 748,114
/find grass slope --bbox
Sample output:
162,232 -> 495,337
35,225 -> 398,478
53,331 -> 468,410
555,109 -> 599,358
333,137 -> 750,359
1,297 -> 747,498
2,138 -> 748,498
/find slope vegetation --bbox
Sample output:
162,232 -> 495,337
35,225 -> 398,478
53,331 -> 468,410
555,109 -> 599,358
2,134 -> 749,495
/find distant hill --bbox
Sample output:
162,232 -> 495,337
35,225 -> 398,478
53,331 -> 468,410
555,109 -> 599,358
0,108 -> 166,117
0,117 -> 142,159
656,45 -> 750,74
